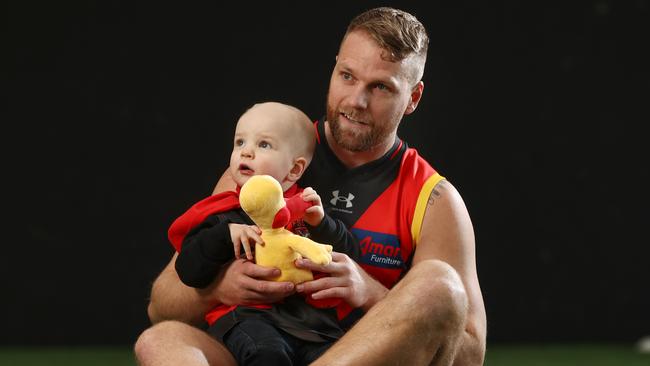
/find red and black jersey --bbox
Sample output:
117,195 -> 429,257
300,119 -> 445,324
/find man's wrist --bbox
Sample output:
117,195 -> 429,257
363,285 -> 389,312
196,264 -> 229,309
196,285 -> 222,309
360,268 -> 389,311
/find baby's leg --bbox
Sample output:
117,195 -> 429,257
223,318 -> 294,366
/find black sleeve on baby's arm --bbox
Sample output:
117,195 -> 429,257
307,214 -> 361,261
175,215 -> 234,289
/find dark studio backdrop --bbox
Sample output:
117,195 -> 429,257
6,0 -> 649,346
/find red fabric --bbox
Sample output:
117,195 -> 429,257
273,188 -> 314,228
272,206 -> 290,228
205,304 -> 272,325
167,191 -> 241,252
285,194 -> 314,220
169,185 -> 304,251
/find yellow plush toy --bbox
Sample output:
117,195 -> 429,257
239,175 -> 333,284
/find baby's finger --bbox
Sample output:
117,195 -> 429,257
248,229 -> 265,247
233,242 -> 241,259
302,187 -> 315,195
243,241 -> 254,260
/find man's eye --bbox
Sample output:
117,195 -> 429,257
375,83 -> 388,91
342,72 -> 352,80
259,141 -> 271,149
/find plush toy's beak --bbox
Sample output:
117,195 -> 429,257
272,206 -> 290,228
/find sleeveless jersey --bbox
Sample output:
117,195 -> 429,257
300,119 -> 444,322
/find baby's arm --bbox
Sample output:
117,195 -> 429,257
301,187 -> 361,261
176,215 -> 235,288
228,223 -> 263,260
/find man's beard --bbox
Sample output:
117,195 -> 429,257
327,106 -> 383,152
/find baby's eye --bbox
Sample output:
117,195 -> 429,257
259,140 -> 271,149
234,138 -> 244,147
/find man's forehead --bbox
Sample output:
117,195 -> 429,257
337,30 -> 420,83
338,31 -> 414,83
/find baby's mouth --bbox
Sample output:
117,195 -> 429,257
239,164 -> 254,175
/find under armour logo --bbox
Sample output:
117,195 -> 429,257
330,190 -> 355,208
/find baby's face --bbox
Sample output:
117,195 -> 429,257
229,106 -> 300,188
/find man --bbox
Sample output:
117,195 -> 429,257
135,7 -> 486,366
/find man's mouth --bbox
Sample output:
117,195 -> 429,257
239,164 -> 254,175
341,112 -> 367,125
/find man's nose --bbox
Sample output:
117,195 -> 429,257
348,84 -> 369,109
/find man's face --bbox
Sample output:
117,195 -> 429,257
326,30 -> 422,152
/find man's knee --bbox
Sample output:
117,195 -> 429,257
401,259 -> 468,331
134,321 -> 184,362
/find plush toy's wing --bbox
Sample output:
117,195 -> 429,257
287,235 -> 332,265
167,191 -> 241,251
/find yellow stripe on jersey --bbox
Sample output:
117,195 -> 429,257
411,173 -> 445,246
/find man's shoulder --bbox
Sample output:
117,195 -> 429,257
399,146 -> 438,181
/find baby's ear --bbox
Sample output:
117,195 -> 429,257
287,157 -> 307,183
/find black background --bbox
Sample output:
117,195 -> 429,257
6,0 -> 649,345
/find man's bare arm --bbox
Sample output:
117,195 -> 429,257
146,169 -> 239,324
212,169 -> 236,195
413,180 -> 487,365
147,169 -> 297,325
147,253 -> 221,325
148,253 -> 296,324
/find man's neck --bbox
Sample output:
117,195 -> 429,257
324,121 -> 396,169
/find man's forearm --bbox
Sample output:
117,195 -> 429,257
147,254 -> 221,325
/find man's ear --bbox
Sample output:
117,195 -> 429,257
287,157 -> 308,183
405,81 -> 424,115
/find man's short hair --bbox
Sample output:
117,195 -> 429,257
345,7 -> 429,82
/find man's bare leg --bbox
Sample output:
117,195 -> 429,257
311,259 -> 468,366
135,321 -> 236,366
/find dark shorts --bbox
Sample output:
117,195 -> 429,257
208,295 -> 344,342
222,317 -> 334,366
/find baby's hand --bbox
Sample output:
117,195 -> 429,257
228,223 -> 263,260
301,187 -> 325,227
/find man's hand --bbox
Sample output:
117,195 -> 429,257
294,252 -> 388,311
215,258 -> 296,306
